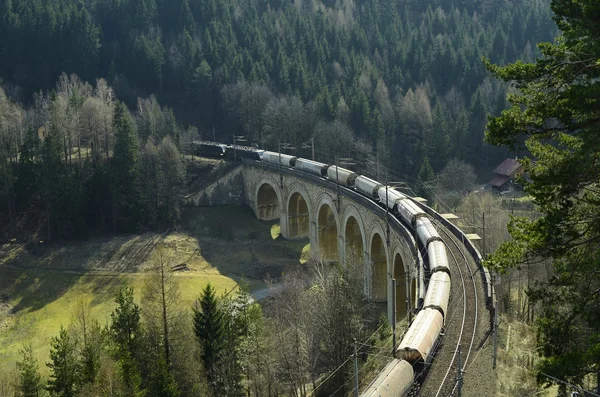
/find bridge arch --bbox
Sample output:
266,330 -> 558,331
286,184 -> 313,239
368,223 -> 390,302
342,205 -> 367,268
316,194 -> 340,263
255,178 -> 282,221
392,251 -> 408,320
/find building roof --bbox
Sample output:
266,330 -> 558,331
492,158 -> 523,177
488,174 -> 511,187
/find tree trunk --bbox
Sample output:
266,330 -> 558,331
64,135 -> 69,167
161,263 -> 170,367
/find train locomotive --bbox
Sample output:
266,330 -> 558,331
191,142 -> 453,397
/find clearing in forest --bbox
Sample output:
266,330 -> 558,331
0,206 -> 309,375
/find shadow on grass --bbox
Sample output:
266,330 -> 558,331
0,267 -> 82,314
0,205 -> 307,315
179,205 -> 308,282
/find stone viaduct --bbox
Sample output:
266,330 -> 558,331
241,160 -> 424,323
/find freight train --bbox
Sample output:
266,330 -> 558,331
192,141 -> 451,396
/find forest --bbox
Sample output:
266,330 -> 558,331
7,0 -> 596,395
0,0 -> 557,239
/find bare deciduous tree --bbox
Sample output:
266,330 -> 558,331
142,246 -> 182,368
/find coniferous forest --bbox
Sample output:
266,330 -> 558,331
0,0 -> 557,239
6,0 -> 594,396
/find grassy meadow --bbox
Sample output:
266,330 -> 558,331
0,206 -> 309,375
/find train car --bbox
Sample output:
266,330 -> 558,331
327,165 -> 358,187
261,151 -> 297,167
396,198 -> 427,226
294,158 -> 329,177
356,176 -> 384,199
423,272 -> 451,319
360,359 -> 414,397
377,187 -> 407,210
395,308 -> 444,363
192,141 -> 226,157
427,240 -> 450,274
416,218 -> 442,247
418,266 -> 426,308
224,145 -> 264,161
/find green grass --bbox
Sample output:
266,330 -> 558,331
0,205 -> 307,375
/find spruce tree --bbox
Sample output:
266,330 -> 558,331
193,283 -> 226,393
109,286 -> 144,396
112,102 -> 139,231
16,345 -> 44,397
485,0 -> 600,390
47,327 -> 80,397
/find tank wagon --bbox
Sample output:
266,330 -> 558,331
395,308 -> 444,363
416,218 -> 442,247
294,158 -> 329,177
190,140 -> 456,395
261,151 -> 297,167
356,176 -> 385,199
361,359 -> 414,397
328,165 -> 358,187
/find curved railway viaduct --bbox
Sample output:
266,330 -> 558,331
193,158 -> 495,395
243,160 -> 423,323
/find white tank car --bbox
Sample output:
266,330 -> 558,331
395,308 -> 444,363
396,198 -> 427,226
327,165 -> 358,187
423,272 -> 451,319
360,359 -> 414,397
416,218 -> 442,247
294,158 -> 329,177
377,187 -> 407,210
427,240 -> 450,274
355,176 -> 384,199
261,151 -> 297,168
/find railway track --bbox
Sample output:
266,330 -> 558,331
417,220 -> 485,397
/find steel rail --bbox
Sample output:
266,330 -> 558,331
432,218 -> 479,397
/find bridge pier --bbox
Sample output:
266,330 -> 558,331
244,163 -> 419,325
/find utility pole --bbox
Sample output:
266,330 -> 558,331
457,347 -> 463,397
278,141 -> 294,190
301,137 -> 315,161
233,135 -> 247,162
493,271 -> 498,369
354,338 -> 359,397
385,182 -> 390,247
482,212 -> 486,256
279,140 -> 283,190
392,278 -> 397,354
213,126 -> 216,142
336,161 -> 340,213
334,157 -> 355,213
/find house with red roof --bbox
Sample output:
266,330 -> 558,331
488,158 -> 523,193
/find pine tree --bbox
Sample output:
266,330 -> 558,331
109,286 -> 144,396
47,326 -> 80,397
193,283 -> 226,393
110,286 -> 142,357
16,345 -> 44,397
112,102 -> 139,231
147,358 -> 180,397
485,0 -> 600,390
157,137 -> 184,227
40,125 -> 65,241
